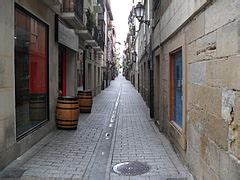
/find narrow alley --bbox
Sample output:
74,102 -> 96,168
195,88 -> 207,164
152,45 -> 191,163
1,0 -> 240,179
0,76 -> 191,180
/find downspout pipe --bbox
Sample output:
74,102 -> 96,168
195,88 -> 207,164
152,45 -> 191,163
149,30 -> 154,119
83,49 -> 86,90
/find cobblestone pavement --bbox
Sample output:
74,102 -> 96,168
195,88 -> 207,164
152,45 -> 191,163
0,76 -> 192,180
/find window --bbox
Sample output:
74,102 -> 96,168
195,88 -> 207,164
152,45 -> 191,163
170,50 -> 183,128
15,5 -> 49,138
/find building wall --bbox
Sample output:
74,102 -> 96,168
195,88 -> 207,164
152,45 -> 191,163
66,49 -> 77,96
136,0 -> 152,107
84,48 -> 102,96
152,0 -> 240,179
138,53 -> 150,106
186,1 -> 240,178
0,0 -> 58,170
0,0 -> 16,169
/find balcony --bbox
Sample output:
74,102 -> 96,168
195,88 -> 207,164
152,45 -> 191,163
76,26 -> 96,45
85,27 -> 98,47
93,3 -> 103,13
42,0 -> 62,14
61,0 -> 85,29
96,28 -> 105,51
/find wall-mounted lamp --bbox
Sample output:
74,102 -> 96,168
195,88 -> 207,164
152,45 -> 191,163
134,2 -> 150,26
132,51 -> 137,63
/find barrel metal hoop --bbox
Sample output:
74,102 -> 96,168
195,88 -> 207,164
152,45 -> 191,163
56,123 -> 78,126
56,119 -> 79,122
56,107 -> 79,110
57,101 -> 79,104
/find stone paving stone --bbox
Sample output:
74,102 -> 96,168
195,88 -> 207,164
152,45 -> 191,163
110,78 -> 191,180
0,76 -> 192,180
129,176 -> 150,180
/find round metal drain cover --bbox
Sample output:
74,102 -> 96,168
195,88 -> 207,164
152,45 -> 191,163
113,161 -> 150,176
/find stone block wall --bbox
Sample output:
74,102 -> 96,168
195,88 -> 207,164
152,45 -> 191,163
153,0 -> 240,179
138,54 -> 150,107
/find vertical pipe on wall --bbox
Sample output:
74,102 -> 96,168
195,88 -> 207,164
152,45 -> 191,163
149,31 -> 154,118
83,49 -> 86,90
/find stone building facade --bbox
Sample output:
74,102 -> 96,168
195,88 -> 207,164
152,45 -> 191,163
0,0 -> 115,170
0,0 -> 60,170
137,0 -> 151,107
134,0 -> 240,179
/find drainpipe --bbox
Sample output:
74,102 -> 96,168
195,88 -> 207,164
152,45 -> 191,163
149,29 -> 154,118
106,62 -> 108,87
83,49 -> 86,90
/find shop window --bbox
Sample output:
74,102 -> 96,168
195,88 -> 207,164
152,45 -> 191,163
170,49 -> 183,128
15,5 -> 49,138
58,46 -> 67,96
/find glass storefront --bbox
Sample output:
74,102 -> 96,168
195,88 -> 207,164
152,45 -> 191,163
58,46 -> 67,96
14,5 -> 48,138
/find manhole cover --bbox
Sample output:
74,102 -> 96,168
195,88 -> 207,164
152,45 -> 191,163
113,161 -> 150,176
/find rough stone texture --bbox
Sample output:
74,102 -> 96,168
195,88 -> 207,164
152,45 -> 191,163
205,0 -> 240,34
206,58 -> 229,88
205,112 -> 228,150
229,92 -> 240,159
216,21 -> 239,58
203,138 -> 220,174
186,1 -> 240,179
188,84 -> 222,117
189,61 -> 206,85
195,31 -> 217,62
219,148 -> 240,180
185,12 -> 205,44
227,55 -> 240,90
151,1 -> 240,179
187,41 -> 196,64
204,55 -> 240,90
160,0 -> 208,43
187,145 -> 204,180
221,89 -> 235,122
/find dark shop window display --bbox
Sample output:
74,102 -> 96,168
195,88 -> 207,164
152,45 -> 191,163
14,5 -> 49,138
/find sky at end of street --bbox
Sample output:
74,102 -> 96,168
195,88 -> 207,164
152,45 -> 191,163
111,0 -> 134,56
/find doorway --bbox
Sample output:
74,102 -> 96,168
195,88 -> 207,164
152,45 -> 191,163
59,46 -> 67,96
170,50 -> 183,128
154,54 -> 160,127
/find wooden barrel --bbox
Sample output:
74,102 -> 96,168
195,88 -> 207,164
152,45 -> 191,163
78,90 -> 92,113
56,96 -> 79,129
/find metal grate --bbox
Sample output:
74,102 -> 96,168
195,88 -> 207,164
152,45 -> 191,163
113,161 -> 150,176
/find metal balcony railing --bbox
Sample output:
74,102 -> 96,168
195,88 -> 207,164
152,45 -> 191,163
62,0 -> 84,21
93,27 -> 99,42
98,28 -> 105,50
